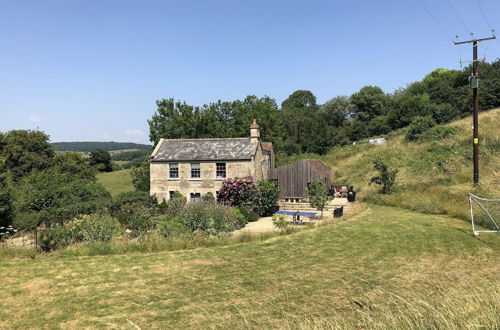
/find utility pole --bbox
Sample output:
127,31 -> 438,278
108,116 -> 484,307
454,34 -> 496,186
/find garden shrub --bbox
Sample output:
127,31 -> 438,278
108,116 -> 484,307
405,116 -> 436,141
229,208 -> 247,228
247,213 -> 260,222
77,214 -> 121,242
271,214 -> 288,232
38,226 -> 73,252
238,207 -> 250,219
157,216 -> 190,237
255,180 -> 279,216
128,209 -> 159,237
180,202 -> 246,235
202,192 -> 215,202
158,193 -> 186,218
111,191 -> 156,210
110,191 -> 157,227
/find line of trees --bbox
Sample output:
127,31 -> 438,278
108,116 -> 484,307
148,60 -> 500,155
51,142 -> 151,152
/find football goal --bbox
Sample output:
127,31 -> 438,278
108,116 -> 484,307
468,193 -> 500,236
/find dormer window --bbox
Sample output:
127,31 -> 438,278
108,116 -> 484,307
216,163 -> 226,179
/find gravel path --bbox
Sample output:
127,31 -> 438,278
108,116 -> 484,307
233,214 -> 335,236
234,217 -> 277,236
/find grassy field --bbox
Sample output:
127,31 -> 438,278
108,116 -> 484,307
96,169 -> 134,197
1,205 -> 499,329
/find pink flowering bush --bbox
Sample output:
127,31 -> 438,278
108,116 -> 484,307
217,177 -> 259,212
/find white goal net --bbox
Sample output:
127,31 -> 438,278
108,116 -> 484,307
468,194 -> 500,236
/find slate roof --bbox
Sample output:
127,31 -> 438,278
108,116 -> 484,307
151,138 -> 258,162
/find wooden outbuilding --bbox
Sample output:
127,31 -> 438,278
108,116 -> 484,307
270,159 -> 331,200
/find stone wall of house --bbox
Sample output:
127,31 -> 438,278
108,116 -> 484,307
150,159 -> 262,202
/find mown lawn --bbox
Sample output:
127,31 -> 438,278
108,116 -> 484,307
96,169 -> 134,197
1,205 -> 499,329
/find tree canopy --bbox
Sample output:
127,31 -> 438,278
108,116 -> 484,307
0,130 -> 54,181
145,59 -> 500,155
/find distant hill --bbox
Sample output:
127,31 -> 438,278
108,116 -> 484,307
51,141 -> 152,152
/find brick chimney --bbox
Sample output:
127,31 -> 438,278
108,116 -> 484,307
250,119 -> 260,144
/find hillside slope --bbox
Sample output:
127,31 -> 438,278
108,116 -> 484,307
319,108 -> 500,219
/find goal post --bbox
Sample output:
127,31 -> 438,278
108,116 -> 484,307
468,193 -> 500,236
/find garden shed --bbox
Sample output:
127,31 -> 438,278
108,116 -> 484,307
270,159 -> 331,200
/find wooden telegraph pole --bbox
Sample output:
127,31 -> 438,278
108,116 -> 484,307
454,34 -> 496,186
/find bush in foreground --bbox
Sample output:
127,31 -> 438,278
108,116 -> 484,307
38,214 -> 121,252
178,202 -> 246,235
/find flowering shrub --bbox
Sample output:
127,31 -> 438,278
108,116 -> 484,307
217,178 -> 259,212
218,178 -> 279,216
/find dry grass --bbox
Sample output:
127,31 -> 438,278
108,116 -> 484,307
0,205 -> 498,328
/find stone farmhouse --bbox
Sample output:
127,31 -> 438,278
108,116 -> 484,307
149,120 -> 275,202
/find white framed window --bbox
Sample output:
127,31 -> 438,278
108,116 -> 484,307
190,192 -> 201,202
191,163 -> 201,178
216,163 -> 226,179
169,163 -> 179,178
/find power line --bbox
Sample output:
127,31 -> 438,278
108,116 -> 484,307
445,0 -> 472,35
474,0 -> 500,53
416,0 -> 454,41
475,0 -> 494,32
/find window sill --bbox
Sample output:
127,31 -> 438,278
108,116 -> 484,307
189,178 -> 202,181
167,178 -> 180,181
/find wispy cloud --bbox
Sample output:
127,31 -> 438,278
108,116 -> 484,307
28,115 -> 43,123
125,129 -> 145,137
99,133 -> 111,140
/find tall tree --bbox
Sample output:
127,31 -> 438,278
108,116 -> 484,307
350,86 -> 389,122
282,90 -> 319,147
131,157 -> 150,192
52,152 -> 97,180
321,96 -> 353,128
89,149 -> 113,172
0,130 -> 54,181
148,99 -> 202,144
0,173 -> 13,227
230,95 -> 284,143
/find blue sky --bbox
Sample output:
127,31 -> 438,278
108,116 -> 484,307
0,0 -> 499,144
